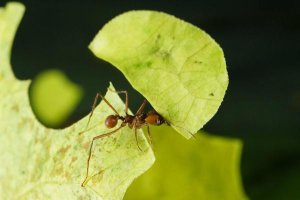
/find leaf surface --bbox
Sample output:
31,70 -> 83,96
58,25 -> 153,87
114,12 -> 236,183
90,11 -> 228,138
124,126 -> 248,200
30,69 -> 83,127
0,3 -> 154,200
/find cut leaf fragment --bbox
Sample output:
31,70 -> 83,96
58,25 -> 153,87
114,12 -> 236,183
0,3 -> 154,200
90,11 -> 228,138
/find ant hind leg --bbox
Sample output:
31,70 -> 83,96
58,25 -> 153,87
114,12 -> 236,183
108,89 -> 129,114
81,125 -> 124,187
82,92 -> 120,136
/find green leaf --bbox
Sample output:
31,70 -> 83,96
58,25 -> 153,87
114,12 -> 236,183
0,3 -> 154,199
89,11 -> 228,138
124,126 -> 248,200
30,69 -> 83,127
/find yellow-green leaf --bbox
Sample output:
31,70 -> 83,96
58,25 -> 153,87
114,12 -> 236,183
124,126 -> 248,200
30,69 -> 83,127
90,11 -> 228,138
0,3 -> 154,199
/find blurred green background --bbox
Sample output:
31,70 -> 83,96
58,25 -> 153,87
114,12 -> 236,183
1,0 -> 299,199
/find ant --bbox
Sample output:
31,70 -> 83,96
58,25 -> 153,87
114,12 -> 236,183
80,89 -> 167,186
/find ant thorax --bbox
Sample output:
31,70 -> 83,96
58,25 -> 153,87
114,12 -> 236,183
123,115 -> 134,125
126,113 -> 146,129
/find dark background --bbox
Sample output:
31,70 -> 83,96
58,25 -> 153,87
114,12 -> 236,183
1,0 -> 300,199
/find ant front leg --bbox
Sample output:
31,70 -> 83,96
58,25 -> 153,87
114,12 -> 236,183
81,125 -> 124,187
146,125 -> 154,149
134,128 -> 143,151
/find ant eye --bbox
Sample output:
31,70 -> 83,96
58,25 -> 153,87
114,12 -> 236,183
105,115 -> 118,128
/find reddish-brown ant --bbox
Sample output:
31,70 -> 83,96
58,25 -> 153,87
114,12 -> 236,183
80,90 -> 167,186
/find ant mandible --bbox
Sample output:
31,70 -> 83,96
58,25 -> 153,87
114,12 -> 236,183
80,89 -> 167,186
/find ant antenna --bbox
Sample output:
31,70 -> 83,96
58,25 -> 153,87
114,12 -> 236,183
170,123 -> 197,140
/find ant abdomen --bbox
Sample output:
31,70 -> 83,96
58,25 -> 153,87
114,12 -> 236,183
105,115 -> 118,128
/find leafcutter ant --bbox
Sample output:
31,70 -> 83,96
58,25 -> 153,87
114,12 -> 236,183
80,90 -> 167,186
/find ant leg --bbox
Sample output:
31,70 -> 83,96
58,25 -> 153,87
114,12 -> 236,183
98,93 -> 120,116
134,128 -> 143,151
135,99 -> 148,115
81,125 -> 124,187
108,89 -> 129,114
146,125 -> 154,149
82,93 -> 120,135
79,124 -> 99,136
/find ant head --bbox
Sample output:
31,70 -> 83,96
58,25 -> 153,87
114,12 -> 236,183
145,112 -> 165,126
105,115 -> 118,128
